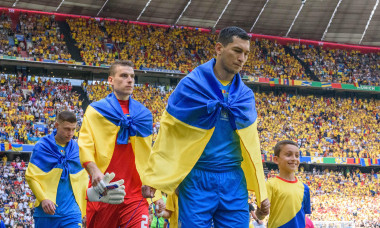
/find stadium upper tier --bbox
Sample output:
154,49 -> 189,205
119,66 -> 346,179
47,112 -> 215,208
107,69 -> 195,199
0,9 -> 379,86
291,43 -> 379,86
0,12 -> 71,61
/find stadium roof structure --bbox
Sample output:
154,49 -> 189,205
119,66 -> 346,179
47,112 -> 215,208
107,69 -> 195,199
1,0 -> 380,46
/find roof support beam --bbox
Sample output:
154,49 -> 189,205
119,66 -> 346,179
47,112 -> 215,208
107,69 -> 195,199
56,0 -> 65,12
97,0 -> 110,16
12,0 -> 20,7
286,0 -> 307,37
250,0 -> 270,32
213,0 -> 232,28
359,0 -> 379,44
137,0 -> 153,21
175,0 -> 191,25
321,0 -> 342,41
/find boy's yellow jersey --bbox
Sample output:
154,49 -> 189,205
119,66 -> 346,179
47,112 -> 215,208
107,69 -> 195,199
266,176 -> 311,228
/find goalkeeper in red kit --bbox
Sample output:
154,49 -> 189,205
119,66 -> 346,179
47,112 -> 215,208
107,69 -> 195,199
79,60 -> 164,228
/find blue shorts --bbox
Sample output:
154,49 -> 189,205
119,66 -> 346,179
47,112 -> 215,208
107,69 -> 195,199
178,167 -> 249,228
34,214 -> 82,228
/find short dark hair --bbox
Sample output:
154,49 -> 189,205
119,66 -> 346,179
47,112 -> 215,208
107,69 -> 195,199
274,140 -> 298,157
109,60 -> 134,77
57,111 -> 76,123
217,26 -> 250,46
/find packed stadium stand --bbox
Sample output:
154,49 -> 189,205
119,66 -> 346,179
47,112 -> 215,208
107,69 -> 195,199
0,10 -> 71,61
0,156 -> 34,227
0,7 -> 379,228
0,73 -> 83,145
1,9 -> 379,85
290,43 -> 379,86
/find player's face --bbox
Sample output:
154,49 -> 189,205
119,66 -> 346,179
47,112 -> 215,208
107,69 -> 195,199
274,144 -> 300,173
216,36 -> 250,75
108,65 -> 135,99
55,121 -> 76,144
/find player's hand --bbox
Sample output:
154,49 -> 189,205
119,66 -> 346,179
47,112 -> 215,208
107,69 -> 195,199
41,199 -> 56,215
85,162 -> 105,192
141,185 -> 156,198
260,198 -> 270,215
91,170 -> 106,194
255,198 -> 270,220
154,198 -> 166,214
82,215 -> 87,228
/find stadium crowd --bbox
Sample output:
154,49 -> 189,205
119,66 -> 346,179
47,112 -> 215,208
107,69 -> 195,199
0,156 -> 34,228
243,39 -> 309,81
67,18 -> 217,71
0,73 -> 83,145
67,18 -> 311,81
65,16 -> 378,85
1,10 -> 378,86
302,168 -> 380,227
17,13 -> 71,61
257,92 -> 380,159
291,43 -> 380,86
0,12 -> 13,57
0,11 -> 71,60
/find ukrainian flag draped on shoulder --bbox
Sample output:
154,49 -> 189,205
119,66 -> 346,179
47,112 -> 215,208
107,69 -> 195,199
78,93 -> 152,176
25,131 -> 88,217
143,59 -> 267,206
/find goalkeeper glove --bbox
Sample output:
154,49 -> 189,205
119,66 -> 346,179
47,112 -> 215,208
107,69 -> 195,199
87,172 -> 125,204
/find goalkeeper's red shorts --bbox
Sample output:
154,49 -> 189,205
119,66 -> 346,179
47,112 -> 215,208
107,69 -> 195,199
86,197 -> 149,228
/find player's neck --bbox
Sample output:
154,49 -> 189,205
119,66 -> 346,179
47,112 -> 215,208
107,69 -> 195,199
278,171 -> 296,182
54,135 -> 67,147
213,62 -> 234,82
114,91 -> 130,100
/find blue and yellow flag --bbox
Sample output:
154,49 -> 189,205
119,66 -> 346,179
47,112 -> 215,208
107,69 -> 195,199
321,82 -> 332,88
143,59 -> 267,206
79,92 -> 153,177
91,93 -> 152,145
25,131 -> 88,217
11,144 -> 23,152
